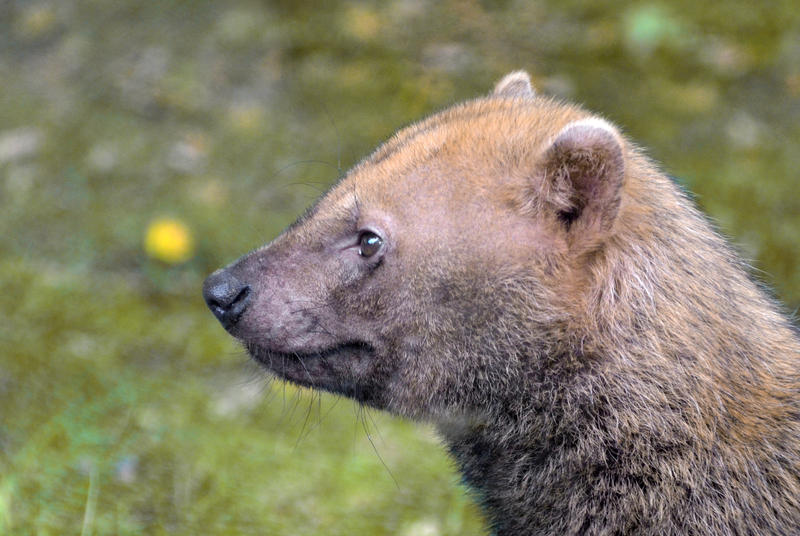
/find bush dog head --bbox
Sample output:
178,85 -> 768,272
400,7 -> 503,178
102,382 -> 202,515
203,72 -> 628,418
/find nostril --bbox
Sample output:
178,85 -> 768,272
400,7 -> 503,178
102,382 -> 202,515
202,270 -> 251,329
228,285 -> 251,313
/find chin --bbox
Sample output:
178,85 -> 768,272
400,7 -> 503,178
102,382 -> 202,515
244,341 -> 385,404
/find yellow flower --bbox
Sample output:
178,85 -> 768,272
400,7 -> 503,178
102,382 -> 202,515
144,218 -> 195,264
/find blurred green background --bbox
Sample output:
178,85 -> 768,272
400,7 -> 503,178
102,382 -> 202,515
1,0 -> 799,534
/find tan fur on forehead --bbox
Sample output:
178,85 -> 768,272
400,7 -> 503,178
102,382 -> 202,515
359,96 -> 590,184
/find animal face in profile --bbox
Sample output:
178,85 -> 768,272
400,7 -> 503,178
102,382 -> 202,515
203,72 -> 626,420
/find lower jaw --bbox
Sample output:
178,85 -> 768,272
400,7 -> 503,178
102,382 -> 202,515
246,341 -> 376,397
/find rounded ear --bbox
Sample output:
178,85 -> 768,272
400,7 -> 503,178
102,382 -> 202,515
540,118 -> 625,233
492,71 -> 535,98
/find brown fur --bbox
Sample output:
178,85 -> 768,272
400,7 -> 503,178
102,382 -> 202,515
204,71 -> 800,535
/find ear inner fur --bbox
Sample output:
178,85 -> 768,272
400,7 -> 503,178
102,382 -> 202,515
540,120 -> 625,232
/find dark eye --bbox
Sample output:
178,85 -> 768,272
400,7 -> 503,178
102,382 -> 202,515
358,231 -> 383,258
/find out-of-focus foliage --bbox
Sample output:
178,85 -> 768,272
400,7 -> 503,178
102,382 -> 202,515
1,1 -> 798,534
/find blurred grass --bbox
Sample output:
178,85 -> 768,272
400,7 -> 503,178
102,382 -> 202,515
1,1 -> 799,534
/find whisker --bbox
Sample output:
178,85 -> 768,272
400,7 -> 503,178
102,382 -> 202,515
359,403 -> 399,489
294,394 -> 316,450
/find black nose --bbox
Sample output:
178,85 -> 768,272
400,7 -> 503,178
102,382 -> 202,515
202,269 -> 251,330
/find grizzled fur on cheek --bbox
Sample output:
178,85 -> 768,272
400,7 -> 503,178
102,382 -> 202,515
370,253 -> 572,421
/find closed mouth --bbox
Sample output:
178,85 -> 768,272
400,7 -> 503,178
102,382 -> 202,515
247,341 -> 373,363
245,340 -> 373,389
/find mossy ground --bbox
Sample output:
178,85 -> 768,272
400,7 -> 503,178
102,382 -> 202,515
2,1 -> 798,534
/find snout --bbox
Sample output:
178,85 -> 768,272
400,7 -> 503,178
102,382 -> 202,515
202,269 -> 251,331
